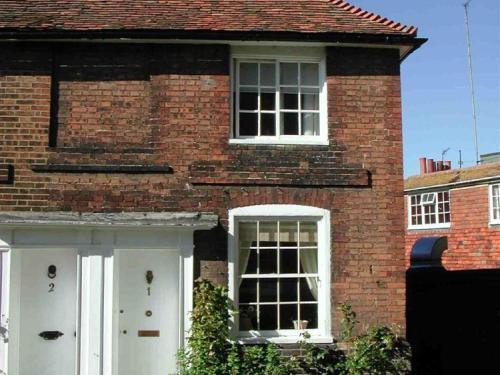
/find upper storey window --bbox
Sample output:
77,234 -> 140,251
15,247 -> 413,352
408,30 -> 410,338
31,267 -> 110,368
490,184 -> 500,225
408,191 -> 451,229
231,47 -> 327,145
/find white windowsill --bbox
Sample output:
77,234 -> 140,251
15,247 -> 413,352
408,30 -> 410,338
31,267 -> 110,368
408,223 -> 451,231
237,335 -> 334,345
489,221 -> 500,227
229,137 -> 329,146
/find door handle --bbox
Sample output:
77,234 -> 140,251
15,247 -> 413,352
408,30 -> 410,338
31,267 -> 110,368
39,331 -> 64,340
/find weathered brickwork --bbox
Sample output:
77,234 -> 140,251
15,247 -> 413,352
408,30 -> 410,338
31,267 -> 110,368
405,185 -> 500,270
1,43 -> 405,335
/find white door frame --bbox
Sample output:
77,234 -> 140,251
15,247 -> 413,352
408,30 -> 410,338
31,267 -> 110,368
0,225 -> 198,375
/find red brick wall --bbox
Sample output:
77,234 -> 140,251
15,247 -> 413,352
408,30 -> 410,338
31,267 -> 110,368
57,46 -> 153,150
1,43 -> 405,335
405,185 -> 500,270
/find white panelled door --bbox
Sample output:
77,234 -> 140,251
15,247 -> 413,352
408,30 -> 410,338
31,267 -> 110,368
115,249 -> 180,375
18,248 -> 78,375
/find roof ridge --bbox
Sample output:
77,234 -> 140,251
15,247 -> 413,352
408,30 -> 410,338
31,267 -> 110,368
329,0 -> 418,36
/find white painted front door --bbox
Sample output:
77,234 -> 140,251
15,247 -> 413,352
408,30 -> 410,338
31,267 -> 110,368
116,249 -> 180,375
18,248 -> 78,375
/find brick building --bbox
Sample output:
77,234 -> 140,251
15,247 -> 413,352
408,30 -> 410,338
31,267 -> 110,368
0,1 -> 424,373
405,158 -> 500,270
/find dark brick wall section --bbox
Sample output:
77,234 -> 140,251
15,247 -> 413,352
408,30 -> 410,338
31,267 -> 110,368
405,185 -> 500,270
189,147 -> 371,187
56,45 -> 153,151
0,43 -> 405,336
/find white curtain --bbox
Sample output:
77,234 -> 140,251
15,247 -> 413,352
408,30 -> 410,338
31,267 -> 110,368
300,251 -> 318,300
239,248 -> 251,286
238,223 -> 256,286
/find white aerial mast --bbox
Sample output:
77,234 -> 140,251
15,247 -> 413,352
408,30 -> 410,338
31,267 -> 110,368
463,0 -> 480,164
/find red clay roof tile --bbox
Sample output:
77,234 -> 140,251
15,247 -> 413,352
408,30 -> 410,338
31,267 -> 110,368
405,162 -> 500,191
0,0 -> 418,36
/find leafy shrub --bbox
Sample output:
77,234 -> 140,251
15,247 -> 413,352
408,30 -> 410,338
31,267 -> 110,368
177,280 -> 233,375
341,326 -> 412,375
339,302 -> 358,341
178,281 -> 411,375
177,280 -> 295,375
297,332 -> 345,374
227,343 -> 296,375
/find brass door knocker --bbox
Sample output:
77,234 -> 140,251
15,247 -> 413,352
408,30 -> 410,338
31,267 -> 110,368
146,270 -> 154,284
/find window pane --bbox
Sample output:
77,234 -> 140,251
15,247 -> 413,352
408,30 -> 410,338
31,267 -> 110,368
240,63 -> 258,85
260,279 -> 278,302
260,248 -> 277,274
239,113 -> 258,136
261,90 -> 276,110
300,278 -> 318,302
280,63 -> 298,85
301,113 -> 319,136
281,113 -> 299,135
281,88 -> 299,109
280,248 -> 298,274
239,91 -> 258,110
259,222 -> 278,246
279,221 -> 298,246
280,304 -> 298,330
261,113 -> 276,136
301,63 -> 319,86
300,304 -> 318,329
240,92 -> 258,111
301,91 -> 319,110
239,279 -> 257,303
260,305 -> 278,330
239,305 -> 257,330
416,215 -> 422,225
300,221 -> 317,246
239,222 -> 257,248
280,278 -> 298,302
260,63 -> 276,86
424,205 -> 436,224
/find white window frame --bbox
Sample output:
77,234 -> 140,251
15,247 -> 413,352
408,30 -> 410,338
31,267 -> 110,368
420,192 -> 436,205
489,183 -> 500,225
228,204 -> 331,344
230,49 -> 328,146
407,191 -> 451,230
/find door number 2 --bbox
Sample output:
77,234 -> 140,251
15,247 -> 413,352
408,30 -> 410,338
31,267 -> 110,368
48,264 -> 57,293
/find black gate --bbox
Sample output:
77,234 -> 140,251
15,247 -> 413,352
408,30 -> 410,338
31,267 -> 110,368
407,237 -> 500,374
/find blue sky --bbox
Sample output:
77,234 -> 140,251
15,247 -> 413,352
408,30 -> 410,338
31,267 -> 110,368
352,0 -> 499,176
